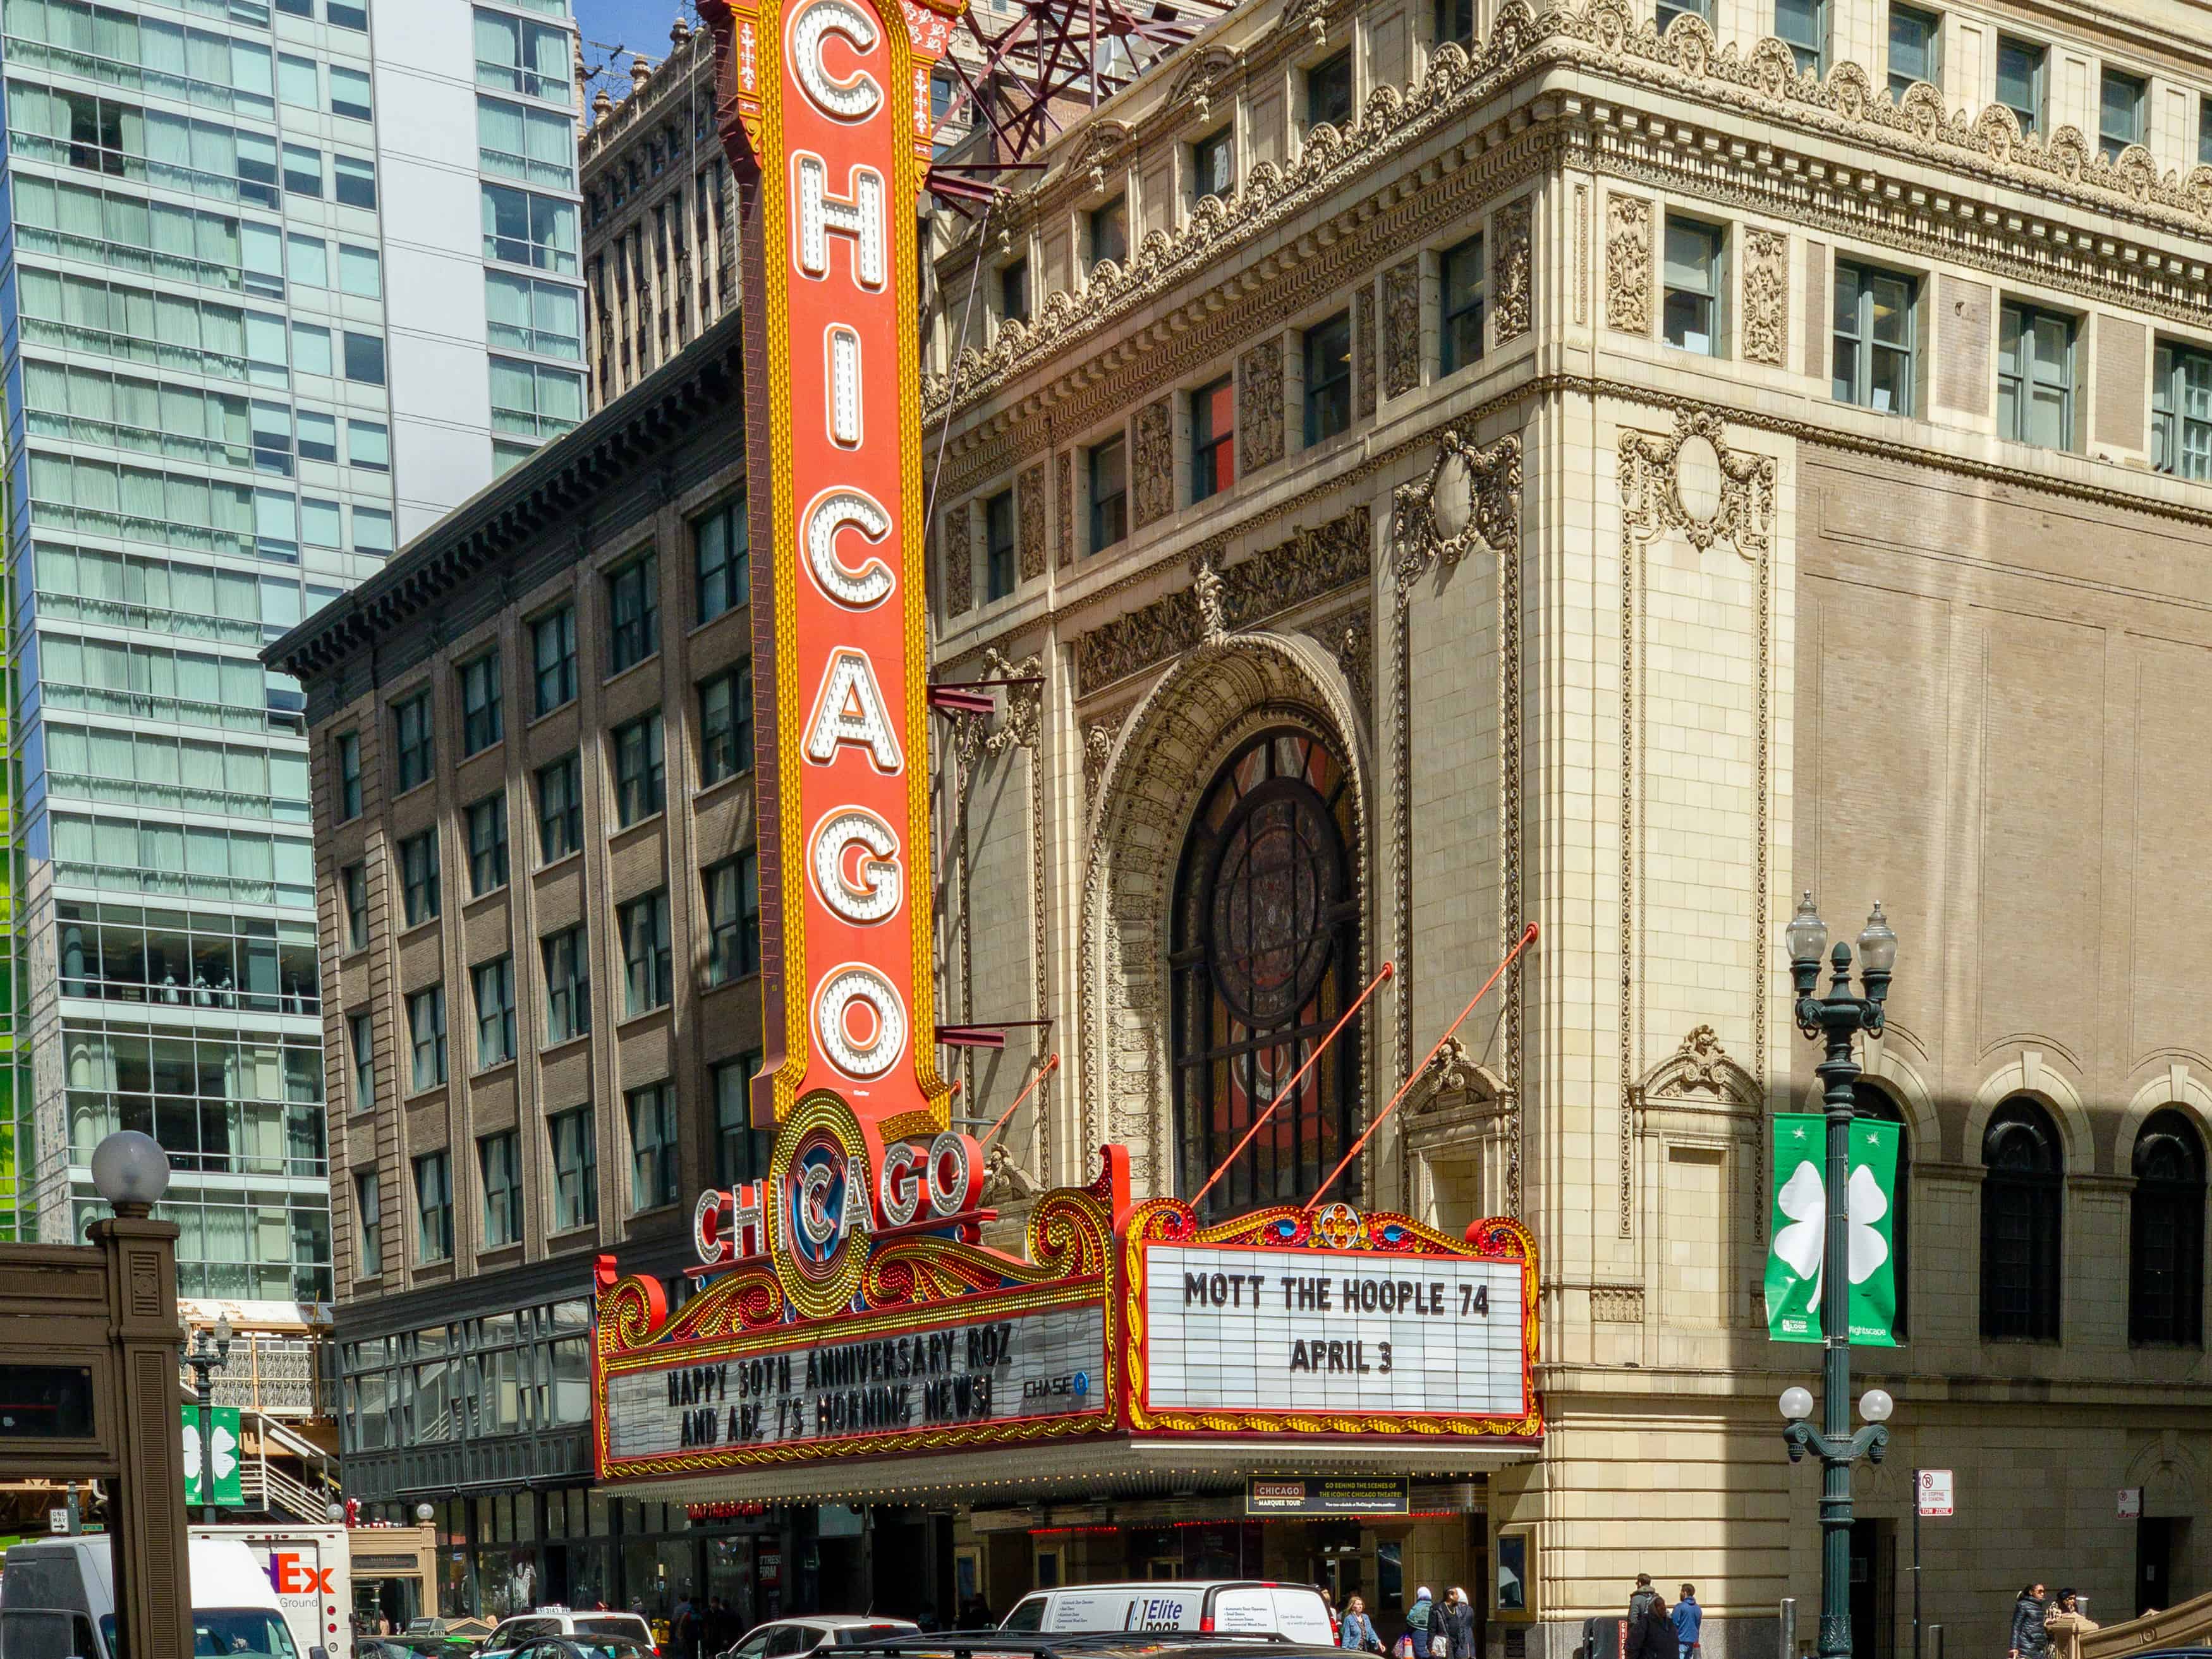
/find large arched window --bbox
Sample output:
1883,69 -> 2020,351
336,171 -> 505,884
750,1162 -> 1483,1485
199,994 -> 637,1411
1981,1097 -> 2063,1340
2130,1109 -> 2206,1348
1852,1081 -> 1910,1340
1170,728 -> 1360,1220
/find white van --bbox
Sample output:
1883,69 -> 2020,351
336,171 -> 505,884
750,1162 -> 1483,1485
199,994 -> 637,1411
0,1535 -> 307,1659
997,1582 -> 1334,1643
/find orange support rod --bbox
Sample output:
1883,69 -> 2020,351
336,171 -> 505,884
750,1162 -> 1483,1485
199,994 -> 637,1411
1189,960 -> 1397,1213
976,1052 -> 1061,1152
1304,922 -> 1541,1213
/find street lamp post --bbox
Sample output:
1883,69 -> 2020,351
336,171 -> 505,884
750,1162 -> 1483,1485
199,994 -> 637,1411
182,1313 -> 234,1526
1778,892 -> 1899,1659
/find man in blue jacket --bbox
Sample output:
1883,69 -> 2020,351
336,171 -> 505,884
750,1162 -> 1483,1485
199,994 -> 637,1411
1670,1586 -> 1703,1659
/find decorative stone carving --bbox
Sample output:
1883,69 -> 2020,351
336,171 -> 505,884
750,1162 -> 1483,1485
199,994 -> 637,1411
942,505 -> 973,616
1741,227 -> 1788,365
1165,46 -> 1240,126
1353,286 -> 1377,420
1644,1024 -> 1758,1103
1055,451 -> 1074,569
980,1143 -> 1043,1206
1083,721 -> 1116,805
1076,119 -> 1132,197
1075,507 -> 1368,695
1606,193 -> 1653,334
1191,555 -> 1227,644
1493,196 -> 1533,341
1133,398 -> 1174,528
1617,406 -> 1775,558
1382,258 -> 1421,398
1591,1285 -> 1645,1323
1017,463 -> 1047,581
1237,338 -> 1285,471
1307,607 -> 1372,727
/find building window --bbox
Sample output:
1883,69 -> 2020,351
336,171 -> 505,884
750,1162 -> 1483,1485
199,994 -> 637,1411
1440,235 -> 1485,375
349,1011 -> 374,1112
408,985 -> 447,1091
343,863 -> 368,952
2202,96 -> 2212,166
713,1055 -> 768,1186
1089,435 -> 1127,552
1832,262 -> 1917,415
355,1170 -> 381,1275
1662,217 -> 1725,355
413,1150 -> 452,1263
1433,0 -> 1471,46
1852,1083 -> 1911,1339
392,690 -> 434,793
705,854 -> 761,987
627,1081 -> 679,1211
399,829 -> 441,927
985,490 -> 1016,602
2100,67 -> 2146,161
620,890 -> 672,1015
1305,50 -> 1352,129
480,1130 -> 521,1248
612,712 -> 666,827
694,498 -> 748,623
466,794 -> 509,896
2130,1109 -> 2206,1347
1997,302 -> 2075,450
1980,1097 -> 2062,1340
1172,728 -> 1359,1221
2154,341 -> 2212,480
1774,0 -> 1825,73
608,552 -> 660,673
1191,126 -> 1234,202
459,654 -> 503,755
1996,35 -> 2045,136
542,925 -> 590,1045
1191,377 -> 1234,503
700,665 -> 754,787
1303,311 -> 1353,446
533,605 -> 578,715
1655,0 -> 1708,28
336,731 -> 362,820
474,8 -> 569,101
550,1105 -> 597,1231
1088,195 -> 1127,269
473,955 -> 516,1068
1888,3 -> 1940,99
1000,257 -> 1030,324
536,755 -> 583,862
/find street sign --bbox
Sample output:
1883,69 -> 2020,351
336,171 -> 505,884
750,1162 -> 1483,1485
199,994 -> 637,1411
47,1507 -> 66,1533
1916,1469 -> 1954,1516
2118,1488 -> 2143,1519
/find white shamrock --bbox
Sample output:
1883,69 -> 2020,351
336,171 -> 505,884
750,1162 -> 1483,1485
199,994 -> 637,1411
183,1419 -> 240,1490
1772,1160 -> 1890,1304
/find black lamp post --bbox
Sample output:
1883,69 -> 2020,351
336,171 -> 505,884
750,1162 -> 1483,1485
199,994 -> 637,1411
182,1313 -> 234,1525
1778,892 -> 1899,1659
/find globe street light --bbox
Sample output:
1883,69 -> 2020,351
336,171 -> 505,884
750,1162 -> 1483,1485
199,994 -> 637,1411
1781,892 -> 1899,1659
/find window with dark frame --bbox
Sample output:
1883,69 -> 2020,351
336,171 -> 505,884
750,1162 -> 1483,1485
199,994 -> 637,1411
532,605 -> 578,715
1662,216 -> 1724,355
392,689 -> 434,793
1305,50 -> 1352,130
700,664 -> 754,787
1089,195 -> 1128,268
706,853 -> 761,986
408,983 -> 447,1091
2130,1109 -> 2206,1347
550,1105 -> 598,1231
1000,257 -> 1030,323
536,754 -> 583,862
2100,66 -> 2146,161
472,954 -> 516,1068
1440,235 -> 1485,375
607,552 -> 660,673
714,1054 -> 769,1187
480,1130 -> 521,1248
612,712 -> 666,826
695,499 -> 750,623
2202,95 -> 2212,167
343,863 -> 368,952
466,794 -> 509,896
1191,126 -> 1234,202
1832,261 -> 1917,415
1655,0 -> 1709,28
2154,341 -> 2212,481
459,653 -> 503,755
1996,35 -> 2045,136
349,1011 -> 373,1111
627,1081 -> 679,1211
398,829 -> 441,926
1774,0 -> 1825,74
356,1169 -> 381,1274
1303,311 -> 1352,446
413,1150 -> 452,1263
336,731 -> 362,820
1997,301 -> 2075,450
985,490 -> 1016,601
1433,0 -> 1471,46
1089,435 -> 1127,552
542,925 -> 590,1045
620,889 -> 672,1015
1887,3 -> 1939,100
1191,377 -> 1234,503
1979,1097 -> 2063,1341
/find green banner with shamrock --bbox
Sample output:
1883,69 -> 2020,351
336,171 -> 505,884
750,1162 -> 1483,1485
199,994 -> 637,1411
1766,1113 -> 1900,1346
181,1404 -> 242,1505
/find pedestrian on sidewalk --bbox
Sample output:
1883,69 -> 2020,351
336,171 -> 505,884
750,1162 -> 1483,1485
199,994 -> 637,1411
1340,1595 -> 1380,1653
1670,1586 -> 1702,1659
1443,1589 -> 1477,1659
1630,1577 -> 1657,1622
1632,1593 -> 1674,1659
2010,1583 -> 2052,1659
1399,1588 -> 1436,1659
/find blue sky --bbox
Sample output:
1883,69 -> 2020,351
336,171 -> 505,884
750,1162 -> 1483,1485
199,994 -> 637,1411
573,0 -> 691,84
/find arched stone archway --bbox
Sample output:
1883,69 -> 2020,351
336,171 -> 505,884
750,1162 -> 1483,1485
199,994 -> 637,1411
1079,631 -> 1373,1197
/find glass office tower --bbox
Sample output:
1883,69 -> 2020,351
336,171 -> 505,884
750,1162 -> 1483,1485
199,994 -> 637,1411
0,0 -> 587,1323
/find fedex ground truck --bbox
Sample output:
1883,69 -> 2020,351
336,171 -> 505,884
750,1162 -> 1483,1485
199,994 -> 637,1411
200,1525 -> 353,1659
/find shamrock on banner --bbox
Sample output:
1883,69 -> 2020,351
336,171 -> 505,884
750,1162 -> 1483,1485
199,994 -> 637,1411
1765,1114 -> 1900,1346
182,1404 -> 243,1505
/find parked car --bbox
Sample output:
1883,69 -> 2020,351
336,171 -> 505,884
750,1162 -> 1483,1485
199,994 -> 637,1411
999,1584 -> 1334,1644
484,1612 -> 657,1656
503,1635 -> 657,1659
719,1615 -> 923,1659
